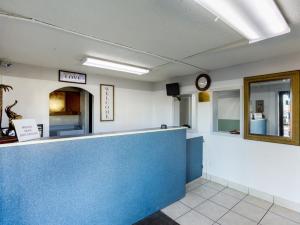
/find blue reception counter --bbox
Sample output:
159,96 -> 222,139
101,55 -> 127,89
0,128 -> 186,225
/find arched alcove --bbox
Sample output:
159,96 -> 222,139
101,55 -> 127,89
49,86 -> 93,137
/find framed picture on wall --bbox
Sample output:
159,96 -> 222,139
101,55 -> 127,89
100,84 -> 114,121
58,70 -> 86,84
256,100 -> 264,113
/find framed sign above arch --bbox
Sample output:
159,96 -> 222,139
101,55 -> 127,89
58,70 -> 86,84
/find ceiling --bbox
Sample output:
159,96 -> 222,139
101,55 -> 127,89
0,0 -> 300,82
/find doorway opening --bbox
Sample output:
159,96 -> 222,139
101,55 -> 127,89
278,91 -> 291,137
49,87 -> 93,137
173,94 -> 197,130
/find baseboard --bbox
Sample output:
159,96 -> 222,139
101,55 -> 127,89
203,173 -> 300,213
249,188 -> 273,202
227,180 -> 249,194
186,175 -> 210,191
202,172 -> 210,180
209,174 -> 228,186
274,196 -> 300,213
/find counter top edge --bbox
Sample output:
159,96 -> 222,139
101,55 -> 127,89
0,127 -> 187,148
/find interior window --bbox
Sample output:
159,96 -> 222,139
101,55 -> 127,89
213,90 -> 240,134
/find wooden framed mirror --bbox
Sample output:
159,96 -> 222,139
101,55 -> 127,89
244,71 -> 300,145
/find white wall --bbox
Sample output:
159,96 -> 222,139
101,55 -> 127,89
198,86 -> 300,211
151,90 -> 174,127
0,63 -> 154,137
206,54 -> 300,210
152,52 -> 300,212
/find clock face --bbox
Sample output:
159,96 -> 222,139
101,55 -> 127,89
198,77 -> 208,88
195,74 -> 211,91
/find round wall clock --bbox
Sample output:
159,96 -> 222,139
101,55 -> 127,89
195,74 -> 211,91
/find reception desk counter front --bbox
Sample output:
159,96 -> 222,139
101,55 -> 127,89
0,127 -> 186,225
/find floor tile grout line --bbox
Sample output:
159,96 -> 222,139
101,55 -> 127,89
215,193 -> 249,223
186,179 -> 300,225
172,189 -> 207,222
221,191 -> 248,200
190,185 -> 230,223
190,179 -> 219,190
195,207 -> 221,222
192,198 -> 224,223
176,195 -> 212,222
189,185 -> 225,201
187,181 -> 208,192
223,195 -> 274,224
200,188 -> 300,225
187,180 -> 276,224
215,195 -> 249,223
182,180 -> 214,202
187,180 -> 210,192
203,182 -> 228,191
202,180 -> 273,209
172,207 -> 192,221
268,207 -> 300,225
225,194 -> 270,223
190,183 -> 243,211
208,196 -> 266,223
192,180 -> 274,212
166,180 -> 300,225
162,188 -> 199,221
212,191 -> 272,213
178,199 -> 197,210
182,205 -> 220,224
256,202 -> 274,225
204,181 -> 247,201
176,180 -> 228,223
206,186 -> 247,210
242,196 -> 273,211
230,206 -> 267,224
206,198 -> 238,212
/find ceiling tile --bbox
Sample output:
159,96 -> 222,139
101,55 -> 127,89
0,17 -> 168,77
0,0 -> 243,59
1,0 -> 300,82
182,28 -> 300,70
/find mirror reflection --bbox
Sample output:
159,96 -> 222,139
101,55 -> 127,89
249,79 -> 291,137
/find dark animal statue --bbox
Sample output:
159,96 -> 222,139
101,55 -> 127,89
0,84 -> 13,135
5,100 -> 22,135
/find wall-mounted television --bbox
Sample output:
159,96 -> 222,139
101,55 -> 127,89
166,83 -> 180,96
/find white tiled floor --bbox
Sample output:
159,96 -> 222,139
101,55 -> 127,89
162,178 -> 300,225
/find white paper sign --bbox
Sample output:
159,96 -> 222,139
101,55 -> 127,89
13,119 -> 40,142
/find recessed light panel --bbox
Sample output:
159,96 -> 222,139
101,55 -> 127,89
194,0 -> 290,43
82,57 -> 150,75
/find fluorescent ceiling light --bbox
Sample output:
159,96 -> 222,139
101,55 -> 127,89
82,57 -> 150,75
194,0 -> 290,43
